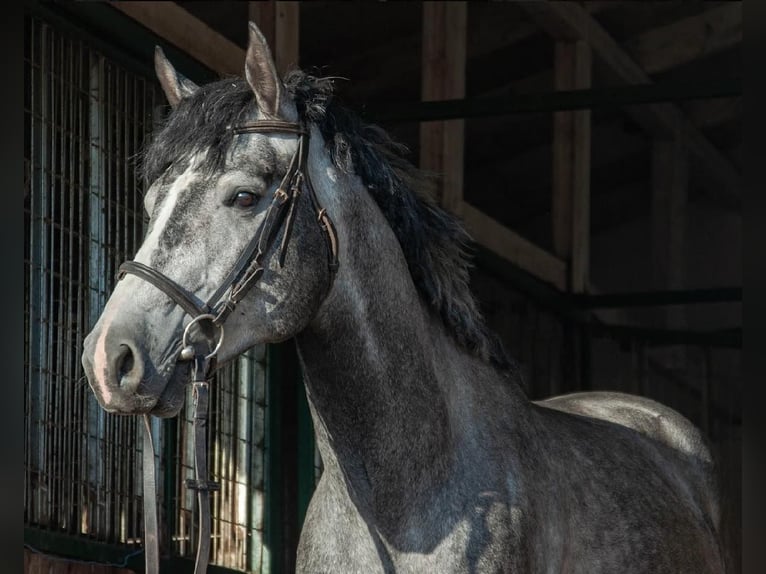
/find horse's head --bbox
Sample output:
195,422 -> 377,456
81,23 -> 338,416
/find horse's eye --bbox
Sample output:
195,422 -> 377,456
233,190 -> 258,209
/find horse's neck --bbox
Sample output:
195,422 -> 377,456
295,148 -> 526,515
295,212 -> 449,501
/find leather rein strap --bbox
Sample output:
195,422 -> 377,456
121,120 -> 339,574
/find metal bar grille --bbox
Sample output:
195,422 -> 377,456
24,15 -> 268,572
24,15 -> 152,546
171,349 -> 267,571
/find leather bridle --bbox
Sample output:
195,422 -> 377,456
118,119 -> 339,574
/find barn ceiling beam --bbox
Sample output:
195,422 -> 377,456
461,202 -> 567,291
367,78 -> 741,123
623,2 -> 742,75
518,1 -> 740,207
111,1 -> 244,76
572,287 -> 742,310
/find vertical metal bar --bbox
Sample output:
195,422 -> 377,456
30,20 -> 51,527
75,35 -> 87,536
44,21 -> 57,528
237,353 -> 252,571
250,347 -> 267,573
107,63 -> 120,541
53,28 -> 66,532
64,28 -> 77,534
229,364 -> 238,567
75,40 -> 87,537
87,50 -> 106,538
24,15 -> 34,526
104,58 -> 112,290
57,28 -> 68,528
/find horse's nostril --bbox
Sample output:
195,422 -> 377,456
116,344 -> 137,387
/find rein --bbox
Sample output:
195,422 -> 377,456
118,119 -> 339,574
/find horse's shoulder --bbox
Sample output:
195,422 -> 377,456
536,391 -> 712,464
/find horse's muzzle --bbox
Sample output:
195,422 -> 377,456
81,326 -> 159,414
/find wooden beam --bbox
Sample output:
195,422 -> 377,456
652,136 -> 688,326
624,3 -> 742,75
248,1 -> 276,47
275,2 -> 300,74
519,1 -> 740,206
111,2 -> 244,76
461,202 -> 567,290
687,96 -> 742,129
553,41 -> 592,293
368,78 -> 742,123
249,1 -> 300,75
651,134 -> 690,370
420,2 -> 467,215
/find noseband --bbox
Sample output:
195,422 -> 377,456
118,119 -> 339,574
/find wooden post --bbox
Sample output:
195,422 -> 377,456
552,40 -> 591,394
651,136 -> 688,315
651,134 -> 688,369
248,2 -> 276,47
420,1 -> 466,215
552,40 -> 592,294
248,1 -> 299,75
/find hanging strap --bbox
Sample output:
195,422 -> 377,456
142,415 -> 160,574
141,358 -> 218,574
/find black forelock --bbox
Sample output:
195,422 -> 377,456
142,78 -> 256,183
142,70 -> 514,373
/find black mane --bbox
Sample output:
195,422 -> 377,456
143,71 -> 513,371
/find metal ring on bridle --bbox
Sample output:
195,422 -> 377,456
182,314 -> 225,360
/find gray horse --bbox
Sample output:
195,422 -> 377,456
81,22 -> 725,573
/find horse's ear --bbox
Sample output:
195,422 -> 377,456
154,46 -> 199,108
245,21 -> 282,118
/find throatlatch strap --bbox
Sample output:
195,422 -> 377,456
142,415 -> 160,574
